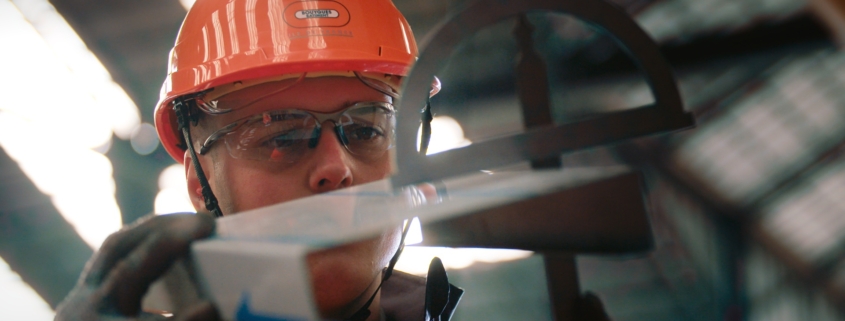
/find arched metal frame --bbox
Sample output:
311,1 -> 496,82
392,0 -> 695,186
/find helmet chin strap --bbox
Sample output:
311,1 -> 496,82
346,220 -> 410,321
174,97 -> 224,218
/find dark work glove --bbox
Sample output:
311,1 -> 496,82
54,213 -> 220,321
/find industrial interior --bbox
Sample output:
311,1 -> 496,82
1,0 -> 844,320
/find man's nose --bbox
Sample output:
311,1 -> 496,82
308,125 -> 353,192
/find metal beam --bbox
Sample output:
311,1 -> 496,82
0,147 -> 93,308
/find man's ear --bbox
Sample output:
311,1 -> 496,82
184,152 -> 208,212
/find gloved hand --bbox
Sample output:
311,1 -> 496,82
54,213 -> 220,321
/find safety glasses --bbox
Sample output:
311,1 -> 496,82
199,101 -> 396,165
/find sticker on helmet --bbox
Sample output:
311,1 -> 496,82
294,9 -> 339,19
283,1 -> 350,28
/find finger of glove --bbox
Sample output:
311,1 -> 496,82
85,215 -> 170,286
100,214 -> 215,316
173,301 -> 222,321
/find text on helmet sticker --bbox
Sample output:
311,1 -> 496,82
283,1 -> 350,28
294,9 -> 339,19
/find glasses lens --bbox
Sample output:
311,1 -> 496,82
339,104 -> 395,159
223,111 -> 318,163
216,102 -> 394,163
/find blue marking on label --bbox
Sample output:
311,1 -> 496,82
236,293 -> 308,321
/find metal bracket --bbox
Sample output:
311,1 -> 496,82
392,0 -> 695,186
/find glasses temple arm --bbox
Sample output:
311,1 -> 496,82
174,97 -> 224,218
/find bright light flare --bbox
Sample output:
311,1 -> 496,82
0,1 -> 136,319
394,247 -> 533,275
404,217 -> 423,245
418,116 -> 472,155
0,261 -> 54,320
13,144 -> 122,247
0,0 -> 125,249
155,164 -> 195,214
130,123 -> 161,155
179,0 -> 196,10
10,0 -> 140,140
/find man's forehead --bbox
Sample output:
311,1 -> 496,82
216,76 -> 392,116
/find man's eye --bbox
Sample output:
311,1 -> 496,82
264,130 -> 302,148
270,136 -> 295,148
348,126 -> 384,140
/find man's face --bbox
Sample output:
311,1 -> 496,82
186,76 -> 401,318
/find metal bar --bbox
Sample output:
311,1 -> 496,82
515,13 -> 561,169
395,105 -> 693,185
543,253 -> 580,321
420,171 -> 653,253
0,147 -> 93,307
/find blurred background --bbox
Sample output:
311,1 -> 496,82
1,0 -> 844,319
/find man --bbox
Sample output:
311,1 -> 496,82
55,0 -> 459,320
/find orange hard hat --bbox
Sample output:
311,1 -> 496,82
154,0 -> 419,163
